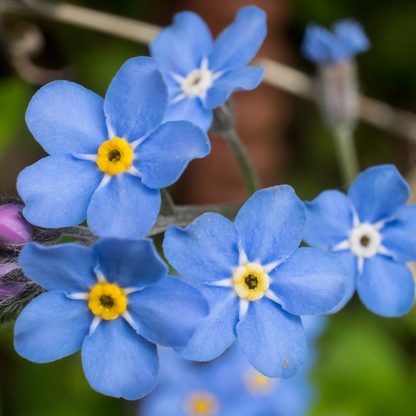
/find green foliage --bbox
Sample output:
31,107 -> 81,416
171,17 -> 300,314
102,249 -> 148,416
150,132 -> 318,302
0,77 -> 31,159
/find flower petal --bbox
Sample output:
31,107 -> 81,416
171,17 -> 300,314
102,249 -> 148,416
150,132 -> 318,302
304,190 -> 354,250
235,186 -> 306,265
332,19 -> 371,57
348,165 -> 410,223
328,249 -> 358,313
208,6 -> 267,73
14,291 -> 91,363
82,317 -> 158,400
104,57 -> 167,142
175,285 -> 239,361
236,298 -> 306,378
381,205 -> 416,262
269,247 -> 347,315
205,66 -> 265,110
150,11 -> 213,76
19,242 -> 98,292
87,174 -> 161,239
164,97 -> 213,131
25,81 -> 108,155
301,24 -> 347,64
128,276 -> 209,347
357,255 -> 415,317
93,238 -> 168,289
163,213 -> 239,284
18,156 -> 102,228
135,121 -> 210,189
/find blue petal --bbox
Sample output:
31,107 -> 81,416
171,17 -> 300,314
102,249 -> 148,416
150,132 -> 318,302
19,243 -> 98,292
135,121 -> 210,189
205,66 -> 265,110
92,238 -> 168,289
332,19 -> 371,56
175,285 -> 239,361
381,205 -> 416,262
163,213 -> 239,284
14,292 -> 91,363
269,247 -> 347,315
18,156 -> 102,228
357,255 -> 415,317
208,6 -> 267,73
301,24 -> 348,64
304,190 -> 354,250
25,81 -> 107,155
328,249 -> 357,313
164,97 -> 213,131
104,57 -> 167,143
348,165 -> 410,223
87,174 -> 161,238
150,11 -> 213,76
234,186 -> 306,265
236,298 -> 307,378
82,318 -> 158,400
128,276 -> 209,347
141,390 -> 186,416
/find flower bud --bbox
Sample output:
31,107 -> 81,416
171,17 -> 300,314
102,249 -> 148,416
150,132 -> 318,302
0,201 -> 34,249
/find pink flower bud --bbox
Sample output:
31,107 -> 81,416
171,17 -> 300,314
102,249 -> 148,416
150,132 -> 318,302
0,203 -> 34,249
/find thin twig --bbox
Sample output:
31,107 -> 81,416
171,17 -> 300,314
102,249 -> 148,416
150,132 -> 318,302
4,0 -> 416,144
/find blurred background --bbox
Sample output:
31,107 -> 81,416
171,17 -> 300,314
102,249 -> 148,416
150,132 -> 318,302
1,0 -> 416,415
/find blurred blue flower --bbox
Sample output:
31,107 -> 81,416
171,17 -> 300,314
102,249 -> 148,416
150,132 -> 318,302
14,238 -> 208,400
141,344 -> 314,416
150,6 -> 267,131
304,164 -> 416,317
301,18 -> 370,65
17,57 -> 210,239
163,186 -> 347,378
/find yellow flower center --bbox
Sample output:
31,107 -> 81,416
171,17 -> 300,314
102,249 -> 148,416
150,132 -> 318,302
244,369 -> 277,395
96,137 -> 133,175
186,392 -> 218,416
233,263 -> 269,301
88,282 -> 127,320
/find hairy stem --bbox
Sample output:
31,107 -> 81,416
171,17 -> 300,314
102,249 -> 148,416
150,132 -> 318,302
332,125 -> 360,186
221,128 -> 261,196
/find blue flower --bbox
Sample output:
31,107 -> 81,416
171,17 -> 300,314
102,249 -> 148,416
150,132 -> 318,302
150,6 -> 267,131
140,344 -> 314,416
301,18 -> 370,65
14,238 -> 209,399
17,57 -> 210,238
304,165 -> 416,317
163,186 -> 347,378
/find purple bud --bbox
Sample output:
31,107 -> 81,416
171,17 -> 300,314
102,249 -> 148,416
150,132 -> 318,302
0,263 -> 24,299
0,202 -> 34,249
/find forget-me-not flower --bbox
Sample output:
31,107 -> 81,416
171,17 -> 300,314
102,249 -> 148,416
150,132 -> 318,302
141,342 -> 314,416
163,186 -> 347,378
14,238 -> 209,399
17,57 -> 210,239
150,6 -> 267,131
304,165 -> 416,317
301,18 -> 370,65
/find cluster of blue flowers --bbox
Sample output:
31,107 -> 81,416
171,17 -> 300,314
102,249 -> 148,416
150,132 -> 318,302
0,5 -> 414,414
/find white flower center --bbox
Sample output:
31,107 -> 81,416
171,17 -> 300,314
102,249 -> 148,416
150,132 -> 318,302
181,68 -> 214,98
348,222 -> 381,258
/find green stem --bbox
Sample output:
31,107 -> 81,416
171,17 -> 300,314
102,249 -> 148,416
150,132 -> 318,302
221,128 -> 261,196
147,203 -> 241,236
332,125 -> 360,186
